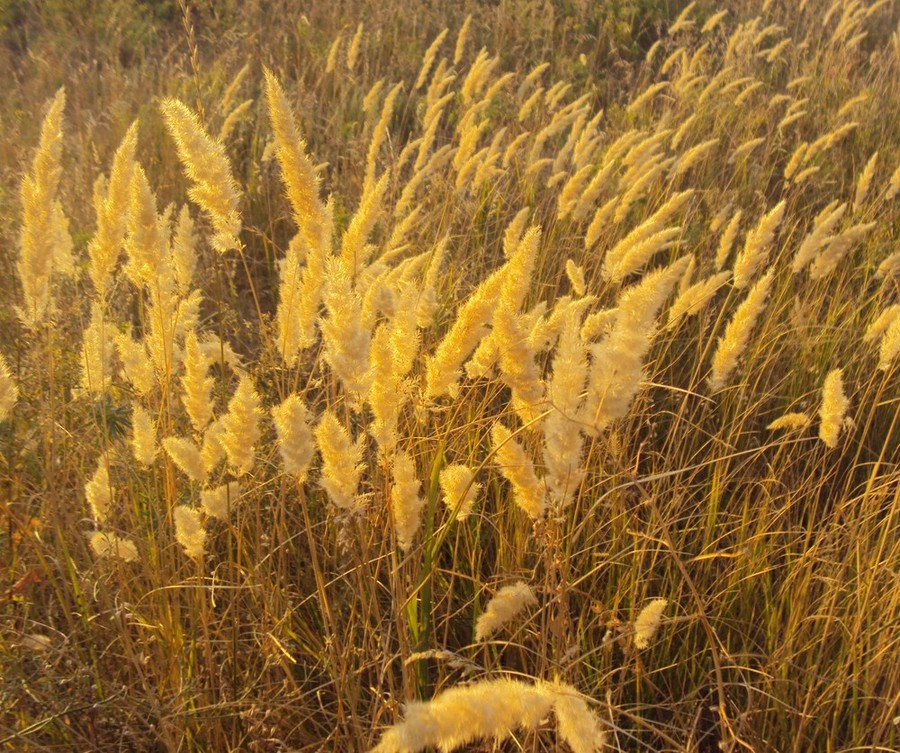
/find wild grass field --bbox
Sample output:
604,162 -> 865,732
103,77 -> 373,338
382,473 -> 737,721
1,0 -> 899,750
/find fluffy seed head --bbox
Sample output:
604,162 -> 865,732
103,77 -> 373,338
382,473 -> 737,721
634,598 -> 668,649
491,422 -> 546,519
174,505 -> 206,561
85,459 -> 112,524
475,582 -> 537,641
200,482 -> 242,521
163,436 -> 206,483
272,394 -> 315,480
0,353 -> 19,422
315,411 -> 366,513
819,368 -> 849,448
219,375 -> 262,476
390,451 -> 425,552
131,405 -> 157,467
439,464 -> 481,519
160,98 -> 241,253
90,532 -> 139,563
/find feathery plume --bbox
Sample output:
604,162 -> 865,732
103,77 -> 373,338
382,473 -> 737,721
864,305 -> 900,343
124,165 -> 166,286
493,305 -> 544,422
325,35 -> 341,74
79,303 -> 114,396
263,69 -> 330,254
819,368 -> 849,448
320,259 -> 372,403
371,679 -> 555,753
709,269 -> 775,391
200,419 -> 226,476
602,190 -> 693,281
808,222 -> 876,280
582,257 -> 690,434
475,582 -> 537,641
454,14 -> 472,64
551,682 -> 607,753
200,482 -> 242,521
876,250 -> 900,279
667,271 -> 731,327
367,324 -> 403,457
315,411 -> 366,513
791,201 -> 847,274
17,88 -> 68,328
163,436 -> 206,483
272,394 -> 315,480
416,28 -> 448,90
425,263 -> 507,399
89,121 -> 137,299
181,330 -> 214,435
219,375 -> 262,476
565,260 -> 586,296
171,205 -> 197,294
365,82 -> 403,191
347,23 -> 364,71
878,316 -> 900,371
885,161 -> 900,201
767,412 -> 810,431
341,171 -> 390,275
715,209 -> 743,271
115,331 -> 155,396
131,405 -> 157,467
90,532 -> 139,563
174,505 -> 206,561
85,459 -> 112,524
439,464 -> 481,519
732,200 -> 785,289
543,311 -> 588,508
672,137 -> 718,178
491,422 -> 546,519
391,451 -> 425,552
633,598 -> 667,649
159,98 -> 241,253
217,98 -> 254,143
0,354 -> 18,422
372,679 -> 605,753
853,151 -> 878,211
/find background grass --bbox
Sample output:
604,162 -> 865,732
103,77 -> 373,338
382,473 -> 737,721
1,0 -> 899,751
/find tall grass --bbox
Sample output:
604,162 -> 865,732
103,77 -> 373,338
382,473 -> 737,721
1,1 -> 899,751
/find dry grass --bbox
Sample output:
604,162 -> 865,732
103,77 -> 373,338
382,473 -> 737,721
1,1 -> 899,751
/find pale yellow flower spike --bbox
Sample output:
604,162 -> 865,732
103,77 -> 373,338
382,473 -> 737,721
85,459 -> 112,525
475,581 -> 537,641
315,411 -> 366,513
371,678 -> 605,753
272,394 -> 315,481
219,375 -> 262,476
391,451 -> 425,552
174,505 -> 206,561
131,405 -> 157,467
439,464 -> 481,519
159,98 -> 242,253
0,354 -> 19,422
90,532 -> 139,563
819,368 -> 849,448
709,269 -> 775,392
634,598 -> 668,649
17,88 -> 68,328
89,120 -> 137,300
262,68 -> 330,254
491,422 -> 546,519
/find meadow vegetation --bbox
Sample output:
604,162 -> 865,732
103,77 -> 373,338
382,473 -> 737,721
1,0 -> 899,750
